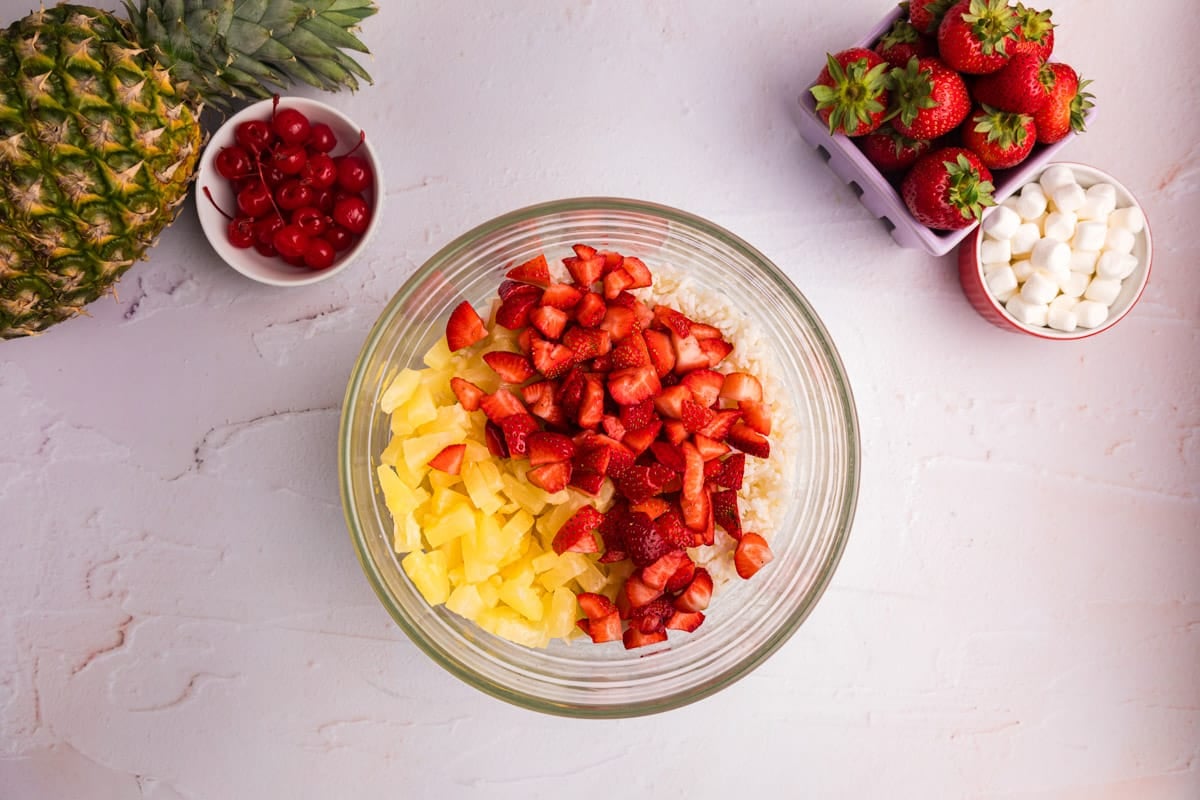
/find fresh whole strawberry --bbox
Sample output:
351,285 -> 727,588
874,18 -> 934,68
1032,62 -> 1094,144
888,56 -> 971,139
901,146 -> 996,230
937,0 -> 1018,75
809,48 -> 891,136
972,53 -> 1056,113
859,126 -> 932,172
1010,3 -> 1054,60
907,0 -> 958,36
961,105 -> 1036,169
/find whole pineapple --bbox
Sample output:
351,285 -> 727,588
0,1 -> 377,339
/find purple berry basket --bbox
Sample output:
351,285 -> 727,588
796,6 -> 1092,256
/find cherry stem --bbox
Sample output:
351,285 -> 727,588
202,186 -> 235,221
342,130 -> 366,157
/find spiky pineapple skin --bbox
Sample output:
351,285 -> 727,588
0,5 -> 204,338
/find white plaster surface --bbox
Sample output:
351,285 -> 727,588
1,1 -> 1197,798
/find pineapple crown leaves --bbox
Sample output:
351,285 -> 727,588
944,153 -> 996,220
1014,2 -> 1054,43
123,0 -> 379,109
1070,76 -> 1095,133
961,0 -> 1019,56
888,57 -> 938,127
972,104 -> 1031,148
810,52 -> 890,135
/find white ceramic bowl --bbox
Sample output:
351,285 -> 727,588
195,96 -> 381,287
958,162 -> 1152,340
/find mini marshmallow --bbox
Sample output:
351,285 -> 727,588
1068,249 -> 1099,274
1039,166 -> 1077,195
1074,299 -> 1109,329
1015,185 -> 1048,221
1072,220 -> 1108,252
1051,182 -> 1087,213
1047,305 -> 1078,333
1086,183 -> 1118,217
1104,226 -> 1136,254
1030,237 -> 1071,275
1021,269 -> 1060,305
1109,205 -> 1145,233
1084,276 -> 1122,306
1049,294 -> 1079,313
1095,251 -> 1139,281
1043,210 -> 1077,242
1075,196 -> 1110,221
1011,222 -> 1041,256
985,264 -> 1018,300
980,237 -> 1012,265
1012,259 -> 1036,282
1006,295 -> 1049,327
1060,271 -> 1091,298
983,205 -> 1022,240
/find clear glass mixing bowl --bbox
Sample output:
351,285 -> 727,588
339,198 -> 859,717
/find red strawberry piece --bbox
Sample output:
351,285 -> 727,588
699,408 -> 743,440
662,419 -> 689,446
494,284 -> 542,329
615,465 -> 668,505
531,338 -> 575,379
445,300 -> 488,351
498,413 -> 539,457
614,256 -> 648,288
621,421 -> 661,456
681,399 -> 716,433
601,414 -> 626,441
563,254 -> 606,287
579,610 -> 622,643
641,549 -> 692,592
874,17 -> 934,68
428,443 -> 466,475
551,505 -> 604,554
530,305 -> 570,340
630,596 -> 675,634
610,291 -> 655,329
527,431 -> 576,465
479,387 -> 527,423
809,48 -> 891,136
711,452 -> 746,491
541,282 -> 584,311
569,469 -> 606,496
572,243 -> 597,260
666,610 -> 705,633
643,329 -> 675,377
901,147 -> 995,230
734,532 -> 774,579
665,555 -> 695,593
888,56 -> 971,140
602,268 -> 635,300
629,496 -> 671,520
591,354 -> 613,372
622,626 -> 668,650
516,327 -> 535,355
692,434 -> 730,461
562,326 -> 612,361
649,440 -> 687,472
681,440 -> 705,498
652,305 -> 693,338
599,306 -> 637,341
577,374 -> 605,429
655,507 -> 694,550
738,401 -> 772,436
972,53 -> 1055,113
1010,4 -> 1054,60
859,127 -> 933,173
520,379 -> 555,405
497,279 -> 525,300
728,422 -> 770,458
936,0 -> 1018,75
607,366 -> 661,406
597,250 -> 625,273
483,350 -> 535,383
688,323 -> 723,340
585,434 -> 636,477
673,567 -> 713,612
699,337 -> 734,367
1031,62 -> 1093,144
711,489 -> 742,539
671,332 -> 709,374
450,377 -> 485,411
611,331 -> 651,369
908,0 -> 957,35
623,571 -> 663,607
962,105 -> 1037,170
484,420 -> 508,458
574,291 -> 608,327
505,253 -> 550,286
653,384 -> 693,419
555,367 -> 586,414
681,368 -> 724,407
719,372 -> 762,404
527,461 -> 572,493
619,399 -> 658,431
577,592 -> 617,620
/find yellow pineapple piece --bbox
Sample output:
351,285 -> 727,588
476,579 -> 500,608
544,586 -> 578,640
536,552 -> 590,591
446,584 -> 486,621
422,336 -> 455,370
392,512 -> 424,553
531,550 -> 560,574
461,460 -> 505,515
402,549 -> 450,605
377,464 -> 429,519
418,402 -> 473,439
392,384 -> 439,436
427,467 -> 463,492
499,580 -> 544,623
423,495 -> 476,549
573,557 -> 608,593
402,429 -> 461,474
380,368 -> 422,414
478,607 -> 547,649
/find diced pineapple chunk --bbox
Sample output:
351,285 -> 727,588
392,512 -> 423,553
422,336 -> 454,370
500,473 -> 549,515
476,579 -> 500,609
402,429 -> 462,474
446,584 -> 486,621
380,368 -> 422,414
478,607 -> 547,649
402,549 -> 449,605
461,461 -> 505,515
573,556 -> 608,593
531,550 -> 561,574
500,580 -> 544,622
544,586 -> 578,639
394,385 -> 439,434
377,464 -> 429,519
536,552 -> 589,591
423,495 -> 476,548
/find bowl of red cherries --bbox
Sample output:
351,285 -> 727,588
196,96 -> 381,286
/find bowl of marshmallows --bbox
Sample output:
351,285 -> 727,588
958,162 -> 1152,340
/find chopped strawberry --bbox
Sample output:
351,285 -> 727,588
671,332 -> 709,373
621,256 -> 652,288
601,415 -> 626,441
688,322 -> 723,340
711,452 -> 745,490
520,379 -> 555,405
526,431 -> 576,465
699,337 -> 734,367
541,282 -> 584,311
643,329 -> 675,377
620,421 -> 661,456
630,597 -> 675,634
572,243 -> 598,260
607,366 -> 661,406
531,338 -> 575,379
720,372 -> 763,403
738,400 -> 772,435
428,443 -> 466,475
666,610 -> 705,632
577,592 -> 617,620
569,469 -> 605,496
611,331 -> 650,369
577,374 -> 605,429
698,409 -> 742,441
516,326 -> 535,355
654,507 -> 693,550
573,291 -> 608,327
591,354 -> 613,372
692,433 -> 730,460
598,250 -> 625,272
527,461 -> 572,493
673,567 -> 713,612
483,350 -> 535,383
610,291 -> 654,329
614,464 -> 667,505
681,441 -> 705,500
529,305 -> 569,340
484,420 -> 508,458
664,554 -> 695,593
563,254 -> 605,287
479,388 -> 526,422
505,253 -> 550,286
649,440 -> 687,472
562,326 -> 611,361
640,549 -> 691,591
619,399 -> 658,431
622,626 -> 668,650
728,422 -> 770,458
555,367 -> 586,415
449,377 -> 485,411
498,413 -> 539,457
629,496 -> 671,520
580,611 -> 622,643
579,434 -> 635,477
711,489 -> 741,539
494,284 -> 542,329
652,305 -> 692,338
662,419 -> 689,446
734,532 -> 774,579
682,481 -> 710,533
551,505 -> 605,554
599,306 -> 637,341
681,368 -> 725,407
653,384 -> 693,419
602,268 -> 635,300
623,572 -> 662,608
445,300 -> 488,351
681,399 -> 716,433
497,279 -> 524,300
